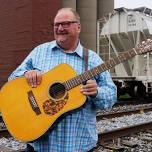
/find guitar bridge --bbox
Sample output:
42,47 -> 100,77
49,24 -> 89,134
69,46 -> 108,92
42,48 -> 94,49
27,91 -> 41,115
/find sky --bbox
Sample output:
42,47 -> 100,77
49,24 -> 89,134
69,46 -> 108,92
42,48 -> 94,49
114,0 -> 152,9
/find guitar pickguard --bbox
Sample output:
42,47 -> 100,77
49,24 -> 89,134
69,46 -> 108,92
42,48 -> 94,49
43,93 -> 68,115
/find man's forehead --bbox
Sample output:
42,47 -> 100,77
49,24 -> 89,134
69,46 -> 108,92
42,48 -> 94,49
54,10 -> 75,21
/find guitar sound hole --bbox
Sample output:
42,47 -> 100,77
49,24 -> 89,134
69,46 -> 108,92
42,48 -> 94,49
49,82 -> 66,100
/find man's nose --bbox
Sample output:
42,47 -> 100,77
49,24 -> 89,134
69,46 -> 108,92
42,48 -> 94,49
58,24 -> 64,30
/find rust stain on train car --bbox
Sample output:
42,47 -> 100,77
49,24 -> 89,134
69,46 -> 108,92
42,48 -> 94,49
0,0 -> 61,88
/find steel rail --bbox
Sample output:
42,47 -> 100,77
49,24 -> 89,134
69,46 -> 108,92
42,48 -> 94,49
97,105 -> 152,121
98,121 -> 152,144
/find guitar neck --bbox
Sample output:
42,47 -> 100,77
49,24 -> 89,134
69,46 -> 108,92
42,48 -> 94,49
64,48 -> 138,90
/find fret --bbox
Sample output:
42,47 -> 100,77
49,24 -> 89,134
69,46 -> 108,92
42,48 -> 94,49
109,58 -> 116,66
66,76 -> 81,90
83,74 -> 87,81
85,71 -> 91,80
69,79 -> 76,89
119,53 -> 126,61
75,76 -> 80,84
78,75 -> 83,83
106,62 -> 112,69
88,70 -> 94,78
113,57 -> 119,64
97,65 -> 103,72
132,48 -> 138,54
75,76 -> 81,85
71,78 -> 77,87
127,51 -> 133,58
92,69 -> 96,76
83,72 -> 88,80
68,80 -> 73,90
68,80 -> 73,89
94,67 -> 100,75
104,64 -> 108,70
130,49 -> 136,56
125,52 -> 130,59
64,80 -> 71,90
117,55 -> 122,63
128,50 -> 134,57
136,47 -> 142,54
107,59 -> 115,68
91,69 -> 96,76
104,64 -> 108,71
100,64 -> 107,71
79,74 -> 85,82
123,53 -> 127,60
74,78 -> 78,86
124,51 -> 130,58
96,67 -> 100,74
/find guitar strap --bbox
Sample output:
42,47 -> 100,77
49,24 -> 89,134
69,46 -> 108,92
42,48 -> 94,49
82,48 -> 89,108
83,47 -> 88,71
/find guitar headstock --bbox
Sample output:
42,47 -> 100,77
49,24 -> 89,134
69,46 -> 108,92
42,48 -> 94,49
135,39 -> 152,55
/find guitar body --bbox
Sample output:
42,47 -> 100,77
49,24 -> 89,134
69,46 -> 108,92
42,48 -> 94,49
0,64 -> 86,142
1,39 -> 151,142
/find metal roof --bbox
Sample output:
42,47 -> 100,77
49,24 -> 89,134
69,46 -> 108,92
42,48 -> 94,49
114,7 -> 152,16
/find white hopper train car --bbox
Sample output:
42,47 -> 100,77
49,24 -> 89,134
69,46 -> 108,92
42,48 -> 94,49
97,7 -> 152,98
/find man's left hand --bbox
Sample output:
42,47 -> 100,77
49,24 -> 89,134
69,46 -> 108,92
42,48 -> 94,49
80,80 -> 98,97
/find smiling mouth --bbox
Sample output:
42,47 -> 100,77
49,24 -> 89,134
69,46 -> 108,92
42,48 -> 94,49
57,33 -> 68,35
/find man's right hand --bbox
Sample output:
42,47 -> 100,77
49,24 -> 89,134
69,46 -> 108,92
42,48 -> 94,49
24,70 -> 42,88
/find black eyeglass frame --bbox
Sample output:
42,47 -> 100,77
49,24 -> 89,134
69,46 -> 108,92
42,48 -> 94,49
53,21 -> 78,28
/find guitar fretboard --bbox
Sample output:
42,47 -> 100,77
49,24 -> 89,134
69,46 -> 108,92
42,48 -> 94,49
63,48 -> 138,90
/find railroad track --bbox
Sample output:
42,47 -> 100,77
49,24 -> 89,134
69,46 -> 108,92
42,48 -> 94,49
0,145 -> 25,152
98,121 -> 152,144
95,121 -> 152,151
97,103 -> 152,120
116,98 -> 152,106
96,103 -> 152,151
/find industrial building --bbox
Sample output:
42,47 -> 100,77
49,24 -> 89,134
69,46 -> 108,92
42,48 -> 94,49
0,0 -> 114,88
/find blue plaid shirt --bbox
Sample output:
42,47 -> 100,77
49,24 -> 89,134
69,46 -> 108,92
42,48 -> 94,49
9,41 -> 117,152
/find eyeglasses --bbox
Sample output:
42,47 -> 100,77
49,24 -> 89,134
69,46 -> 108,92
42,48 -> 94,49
53,21 -> 78,28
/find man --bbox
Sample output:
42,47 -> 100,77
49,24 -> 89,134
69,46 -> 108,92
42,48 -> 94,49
9,8 -> 117,152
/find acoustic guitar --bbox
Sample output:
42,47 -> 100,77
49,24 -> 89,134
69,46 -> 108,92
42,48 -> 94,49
0,39 -> 152,142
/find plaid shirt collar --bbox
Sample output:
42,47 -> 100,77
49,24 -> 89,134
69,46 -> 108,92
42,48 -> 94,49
51,40 -> 84,58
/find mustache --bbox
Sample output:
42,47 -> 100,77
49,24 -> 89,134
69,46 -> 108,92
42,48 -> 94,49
56,31 -> 68,35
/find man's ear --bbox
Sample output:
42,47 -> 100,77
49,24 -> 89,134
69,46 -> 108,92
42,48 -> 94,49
77,23 -> 81,33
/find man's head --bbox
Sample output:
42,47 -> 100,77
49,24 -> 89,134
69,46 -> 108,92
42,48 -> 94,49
53,8 -> 81,50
